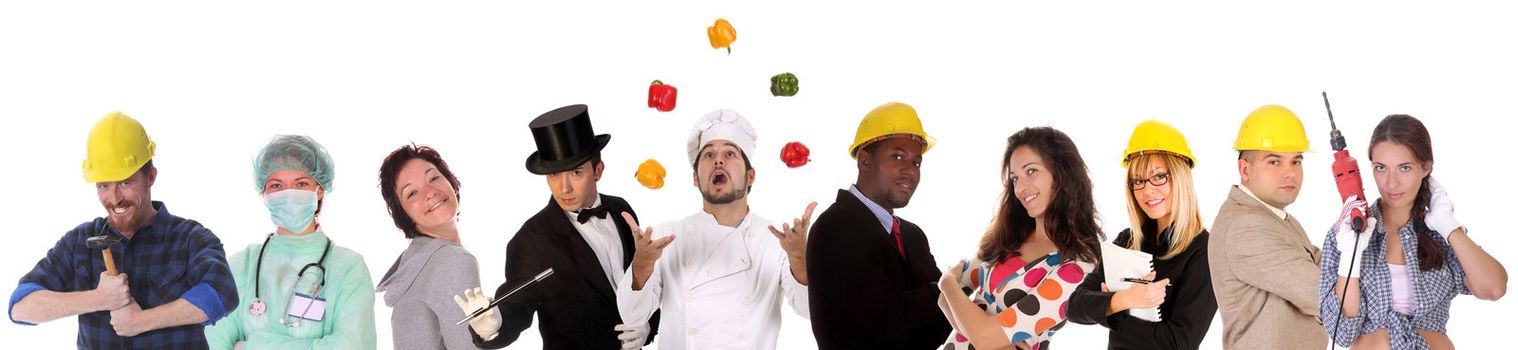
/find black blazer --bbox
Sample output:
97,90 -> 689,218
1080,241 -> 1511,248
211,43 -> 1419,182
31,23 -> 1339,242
807,189 -> 952,349
472,194 -> 659,349
1067,223 -> 1216,350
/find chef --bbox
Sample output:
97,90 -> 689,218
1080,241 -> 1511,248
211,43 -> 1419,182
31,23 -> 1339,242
615,109 -> 815,350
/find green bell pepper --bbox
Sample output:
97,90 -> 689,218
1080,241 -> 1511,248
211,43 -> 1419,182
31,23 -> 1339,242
770,73 -> 799,97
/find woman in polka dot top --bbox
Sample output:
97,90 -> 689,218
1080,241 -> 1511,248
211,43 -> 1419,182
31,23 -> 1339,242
938,127 -> 1102,350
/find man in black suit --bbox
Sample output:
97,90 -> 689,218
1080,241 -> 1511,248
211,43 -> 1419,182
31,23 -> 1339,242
807,102 -> 951,349
471,104 -> 658,349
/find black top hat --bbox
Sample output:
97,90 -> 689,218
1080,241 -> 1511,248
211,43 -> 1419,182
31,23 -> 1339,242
525,104 -> 611,175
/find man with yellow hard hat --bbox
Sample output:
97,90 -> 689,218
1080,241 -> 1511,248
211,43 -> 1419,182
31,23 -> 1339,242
1208,105 -> 1329,349
807,102 -> 951,349
8,112 -> 238,349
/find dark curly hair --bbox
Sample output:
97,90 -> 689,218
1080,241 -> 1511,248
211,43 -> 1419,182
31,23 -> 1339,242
378,144 -> 461,239
979,127 -> 1103,264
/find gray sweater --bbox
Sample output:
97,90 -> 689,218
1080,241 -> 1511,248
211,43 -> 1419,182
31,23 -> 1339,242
375,236 -> 483,350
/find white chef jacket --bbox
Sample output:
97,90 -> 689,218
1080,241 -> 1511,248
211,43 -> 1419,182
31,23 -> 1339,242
616,211 -> 810,350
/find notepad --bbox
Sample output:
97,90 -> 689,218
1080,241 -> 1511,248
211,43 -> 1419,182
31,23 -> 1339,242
1100,241 -> 1161,322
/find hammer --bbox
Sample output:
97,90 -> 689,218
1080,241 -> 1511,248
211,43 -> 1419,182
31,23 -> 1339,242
85,235 -> 121,277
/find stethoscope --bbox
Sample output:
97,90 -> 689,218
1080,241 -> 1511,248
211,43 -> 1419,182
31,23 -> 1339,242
246,233 -> 332,328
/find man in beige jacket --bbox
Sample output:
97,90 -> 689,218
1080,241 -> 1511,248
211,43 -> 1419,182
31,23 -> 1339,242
1209,105 -> 1329,349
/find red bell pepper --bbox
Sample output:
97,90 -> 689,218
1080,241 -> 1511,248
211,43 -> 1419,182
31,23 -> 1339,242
647,80 -> 677,112
781,141 -> 810,168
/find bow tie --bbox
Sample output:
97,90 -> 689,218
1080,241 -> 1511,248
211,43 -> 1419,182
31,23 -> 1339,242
575,206 -> 610,224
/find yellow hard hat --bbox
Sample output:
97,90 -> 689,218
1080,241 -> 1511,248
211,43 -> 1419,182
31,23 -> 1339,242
849,102 -> 936,159
1233,105 -> 1310,153
83,111 -> 156,183
1123,119 -> 1195,168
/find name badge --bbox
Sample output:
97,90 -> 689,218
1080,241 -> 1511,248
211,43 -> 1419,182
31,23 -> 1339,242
288,292 -> 327,322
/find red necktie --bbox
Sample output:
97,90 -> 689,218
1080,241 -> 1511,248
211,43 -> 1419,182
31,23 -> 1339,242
890,217 -> 906,257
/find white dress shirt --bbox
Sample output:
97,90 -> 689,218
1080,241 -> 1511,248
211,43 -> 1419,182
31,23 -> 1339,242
1237,184 -> 1289,220
563,197 -> 626,287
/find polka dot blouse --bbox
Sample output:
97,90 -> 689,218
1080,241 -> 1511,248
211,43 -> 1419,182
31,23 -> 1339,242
946,252 -> 1095,350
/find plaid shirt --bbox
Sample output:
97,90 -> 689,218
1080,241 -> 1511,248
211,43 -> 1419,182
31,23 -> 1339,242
8,201 -> 238,349
1319,205 -> 1470,349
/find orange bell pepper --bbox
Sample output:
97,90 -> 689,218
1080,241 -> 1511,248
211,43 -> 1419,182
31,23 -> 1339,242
707,18 -> 737,54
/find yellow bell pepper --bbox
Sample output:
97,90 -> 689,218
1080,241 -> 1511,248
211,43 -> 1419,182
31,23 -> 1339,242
707,18 -> 737,54
635,159 -> 666,189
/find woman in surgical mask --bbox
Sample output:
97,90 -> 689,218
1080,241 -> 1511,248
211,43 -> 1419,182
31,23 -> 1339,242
205,135 -> 378,350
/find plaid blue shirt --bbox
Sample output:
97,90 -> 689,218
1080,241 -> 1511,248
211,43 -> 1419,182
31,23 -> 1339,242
1320,205 -> 1471,350
8,201 -> 237,349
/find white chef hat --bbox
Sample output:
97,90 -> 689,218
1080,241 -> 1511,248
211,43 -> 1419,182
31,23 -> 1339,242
687,109 -> 757,166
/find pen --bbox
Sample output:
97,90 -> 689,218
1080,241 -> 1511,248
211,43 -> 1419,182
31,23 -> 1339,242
1122,277 -> 1153,284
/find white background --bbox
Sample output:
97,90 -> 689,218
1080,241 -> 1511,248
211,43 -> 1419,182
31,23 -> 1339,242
2,1 -> 1513,349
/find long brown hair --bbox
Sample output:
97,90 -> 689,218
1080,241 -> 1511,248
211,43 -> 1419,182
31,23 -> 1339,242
1367,114 -> 1444,271
979,127 -> 1103,264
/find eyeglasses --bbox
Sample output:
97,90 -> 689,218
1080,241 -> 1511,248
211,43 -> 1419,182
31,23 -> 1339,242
1129,173 -> 1170,191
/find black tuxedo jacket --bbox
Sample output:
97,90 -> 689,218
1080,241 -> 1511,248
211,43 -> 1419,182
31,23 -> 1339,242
472,194 -> 659,349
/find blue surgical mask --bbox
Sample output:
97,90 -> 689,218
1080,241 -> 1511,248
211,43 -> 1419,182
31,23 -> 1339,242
265,189 -> 319,233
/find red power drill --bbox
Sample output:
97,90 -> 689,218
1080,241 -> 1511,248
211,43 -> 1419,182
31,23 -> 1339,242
1322,92 -> 1366,233
1324,92 -> 1369,349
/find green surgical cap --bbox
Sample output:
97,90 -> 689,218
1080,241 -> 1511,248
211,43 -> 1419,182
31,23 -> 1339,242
253,135 -> 335,192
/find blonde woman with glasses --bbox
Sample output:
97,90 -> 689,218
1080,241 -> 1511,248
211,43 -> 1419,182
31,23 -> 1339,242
1068,120 -> 1217,349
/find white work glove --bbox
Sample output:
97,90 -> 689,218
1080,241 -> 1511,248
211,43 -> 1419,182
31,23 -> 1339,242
1335,196 -> 1375,278
614,323 -> 650,350
1424,177 -> 1463,239
454,287 -> 501,341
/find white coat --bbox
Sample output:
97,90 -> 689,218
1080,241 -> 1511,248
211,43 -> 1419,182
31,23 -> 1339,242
616,211 -> 809,350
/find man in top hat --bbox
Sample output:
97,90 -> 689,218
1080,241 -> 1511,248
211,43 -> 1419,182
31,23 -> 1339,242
468,104 -> 660,349
807,102 -> 951,349
615,109 -> 817,350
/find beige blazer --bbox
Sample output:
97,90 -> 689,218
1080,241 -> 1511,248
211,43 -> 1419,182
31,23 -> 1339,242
1209,186 -> 1329,349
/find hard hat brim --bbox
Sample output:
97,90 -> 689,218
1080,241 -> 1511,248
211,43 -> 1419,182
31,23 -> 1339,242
849,133 -> 934,159
83,160 -> 150,183
1122,150 -> 1195,168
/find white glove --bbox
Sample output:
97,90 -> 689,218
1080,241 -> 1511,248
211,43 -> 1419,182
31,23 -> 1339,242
614,323 -> 650,350
454,287 -> 502,341
1335,196 -> 1375,278
1424,177 -> 1463,238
